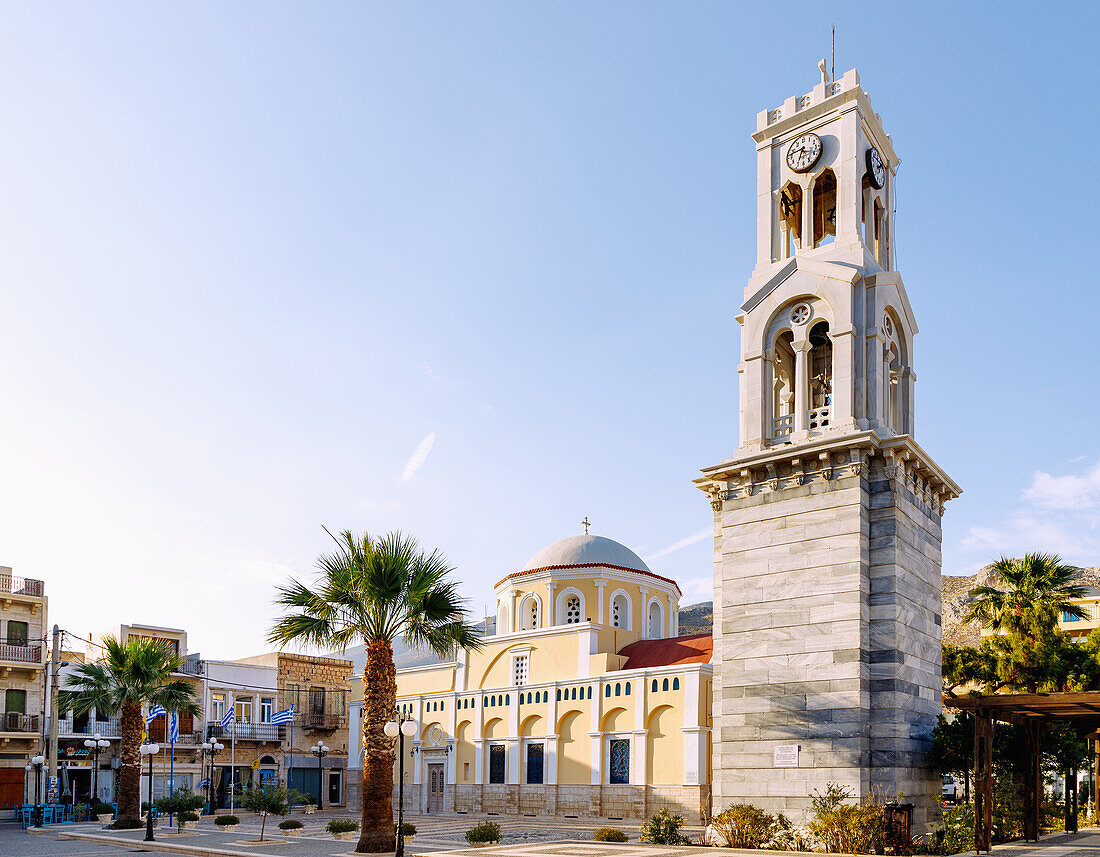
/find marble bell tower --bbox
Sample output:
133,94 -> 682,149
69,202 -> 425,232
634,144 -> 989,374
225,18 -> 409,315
697,67 -> 960,827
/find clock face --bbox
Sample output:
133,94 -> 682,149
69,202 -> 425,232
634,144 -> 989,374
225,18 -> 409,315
867,147 -> 886,188
786,133 -> 822,173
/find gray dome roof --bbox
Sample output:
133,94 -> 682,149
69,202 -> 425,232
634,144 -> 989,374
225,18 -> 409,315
521,534 -> 651,573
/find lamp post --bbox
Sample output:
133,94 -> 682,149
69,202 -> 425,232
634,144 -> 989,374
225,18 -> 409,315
310,741 -> 329,810
384,712 -> 418,857
30,754 -> 45,827
83,733 -> 110,805
23,763 -> 31,806
140,742 -> 160,842
200,740 -> 223,815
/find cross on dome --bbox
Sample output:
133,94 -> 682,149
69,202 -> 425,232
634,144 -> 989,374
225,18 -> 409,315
581,516 -> 591,535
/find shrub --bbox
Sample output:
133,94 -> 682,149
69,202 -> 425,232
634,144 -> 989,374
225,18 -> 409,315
710,804 -> 789,849
179,811 -> 200,823
594,828 -> 628,842
215,815 -> 240,826
279,819 -> 303,830
327,819 -> 360,835
640,808 -> 692,846
466,821 -> 502,844
937,803 -> 974,856
240,785 -> 304,840
808,783 -> 886,855
401,822 -> 418,836
155,788 -> 205,819
92,801 -> 115,816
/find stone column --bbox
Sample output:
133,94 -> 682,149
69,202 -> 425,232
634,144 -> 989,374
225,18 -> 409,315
506,738 -> 521,785
801,178 -> 813,250
589,733 -> 603,785
632,729 -> 647,787
793,340 -> 812,434
473,739 -> 484,786
546,582 -> 557,626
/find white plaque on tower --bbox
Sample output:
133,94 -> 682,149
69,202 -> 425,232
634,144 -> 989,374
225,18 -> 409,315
773,745 -> 799,768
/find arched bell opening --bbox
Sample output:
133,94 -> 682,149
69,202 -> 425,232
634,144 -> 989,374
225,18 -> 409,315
769,331 -> 796,441
808,321 -> 833,431
812,169 -> 836,248
778,182 -> 803,259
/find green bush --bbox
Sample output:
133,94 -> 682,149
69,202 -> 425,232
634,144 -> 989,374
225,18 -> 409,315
466,821 -> 502,844
401,822 -> 418,836
92,801 -> 115,816
279,819 -> 303,830
710,804 -> 789,849
640,808 -> 692,846
327,819 -> 360,835
179,811 -> 200,823
593,828 -> 628,842
808,783 -> 886,855
938,803 -> 974,855
215,815 -> 240,826
155,788 -> 205,818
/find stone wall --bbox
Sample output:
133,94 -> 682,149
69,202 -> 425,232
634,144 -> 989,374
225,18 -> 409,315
442,784 -> 709,820
711,454 -> 943,828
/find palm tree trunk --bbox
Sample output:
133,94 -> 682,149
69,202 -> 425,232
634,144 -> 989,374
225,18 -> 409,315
355,638 -> 396,853
114,701 -> 144,828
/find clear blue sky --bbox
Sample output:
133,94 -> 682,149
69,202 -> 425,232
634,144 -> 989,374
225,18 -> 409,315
1,2 -> 1097,658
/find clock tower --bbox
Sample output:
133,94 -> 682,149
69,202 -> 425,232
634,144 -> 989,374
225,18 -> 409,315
697,68 -> 960,827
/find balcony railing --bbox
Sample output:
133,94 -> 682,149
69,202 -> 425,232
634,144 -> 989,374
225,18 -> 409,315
300,713 -> 341,732
808,406 -> 830,430
0,643 -> 42,664
206,721 -> 284,742
0,712 -> 39,733
0,574 -> 44,597
59,717 -> 121,738
771,414 -> 793,439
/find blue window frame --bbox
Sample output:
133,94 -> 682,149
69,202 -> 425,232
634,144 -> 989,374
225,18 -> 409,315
662,678 -> 669,691
526,743 -> 544,784
489,745 -> 505,784
1064,610 -> 1081,623
672,678 -> 680,690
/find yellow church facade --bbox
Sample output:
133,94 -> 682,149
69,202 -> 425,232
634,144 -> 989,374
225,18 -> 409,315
360,534 -> 713,820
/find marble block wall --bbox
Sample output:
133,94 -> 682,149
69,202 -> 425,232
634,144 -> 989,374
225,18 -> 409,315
712,455 -> 942,828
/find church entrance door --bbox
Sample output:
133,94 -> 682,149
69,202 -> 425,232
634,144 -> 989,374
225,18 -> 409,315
427,764 -> 444,813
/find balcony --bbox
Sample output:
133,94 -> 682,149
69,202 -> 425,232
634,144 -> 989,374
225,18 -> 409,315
0,643 -> 43,667
0,573 -> 44,598
59,718 -> 121,738
205,721 -> 284,742
0,711 -> 40,733
300,713 -> 341,732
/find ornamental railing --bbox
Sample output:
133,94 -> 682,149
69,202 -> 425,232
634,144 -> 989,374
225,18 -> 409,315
206,721 -> 284,742
300,712 -> 341,732
0,574 -> 44,597
771,414 -> 794,439
0,712 -> 39,733
0,643 -> 42,664
59,717 -> 121,738
808,406 -> 831,430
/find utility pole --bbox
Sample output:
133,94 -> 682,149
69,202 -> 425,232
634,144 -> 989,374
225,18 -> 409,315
46,625 -> 61,803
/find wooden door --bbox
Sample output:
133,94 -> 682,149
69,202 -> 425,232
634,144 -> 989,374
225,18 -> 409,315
427,764 -> 444,813
0,768 -> 23,810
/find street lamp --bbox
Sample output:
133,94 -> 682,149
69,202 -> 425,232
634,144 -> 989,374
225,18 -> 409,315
384,713 -> 418,857
310,741 -> 329,810
83,733 -> 110,805
30,754 -> 45,827
23,764 -> 31,806
200,740 -> 224,815
140,742 -> 160,842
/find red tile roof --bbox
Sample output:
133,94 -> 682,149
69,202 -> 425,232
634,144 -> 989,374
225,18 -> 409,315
617,633 -> 712,669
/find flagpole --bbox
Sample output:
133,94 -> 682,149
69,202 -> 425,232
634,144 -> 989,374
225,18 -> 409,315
288,718 -> 293,812
168,713 -> 175,829
230,726 -> 235,816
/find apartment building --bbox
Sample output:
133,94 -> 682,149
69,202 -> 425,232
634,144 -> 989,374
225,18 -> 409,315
0,568 -> 46,813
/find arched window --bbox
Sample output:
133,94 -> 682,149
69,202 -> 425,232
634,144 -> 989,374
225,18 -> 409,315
648,601 -> 663,639
556,688 -> 561,701
610,592 -> 630,629
571,688 -> 577,700
504,695 -> 509,706
565,596 -> 581,623
490,697 -> 495,707
615,683 -> 621,697
771,330 -> 796,441
812,169 -> 836,248
605,685 -> 611,698
625,683 -> 631,696
497,602 -> 510,635
778,181 -> 803,259
587,687 -> 592,699
520,594 -> 541,631
652,679 -> 658,693
662,678 -> 669,692
672,678 -> 680,691
808,320 -> 832,430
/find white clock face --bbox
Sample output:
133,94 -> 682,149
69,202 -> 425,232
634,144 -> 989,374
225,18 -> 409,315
786,133 -> 822,173
867,147 -> 886,188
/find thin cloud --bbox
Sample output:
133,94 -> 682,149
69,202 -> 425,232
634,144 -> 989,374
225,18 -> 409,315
644,527 -> 711,562
399,432 -> 436,483
1023,460 -> 1100,510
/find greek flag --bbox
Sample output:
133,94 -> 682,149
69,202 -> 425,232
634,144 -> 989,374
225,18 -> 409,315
220,709 -> 235,733
169,712 -> 179,742
146,704 -> 167,725
270,708 -> 294,725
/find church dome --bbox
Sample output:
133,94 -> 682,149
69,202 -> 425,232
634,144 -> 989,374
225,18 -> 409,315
520,534 -> 651,574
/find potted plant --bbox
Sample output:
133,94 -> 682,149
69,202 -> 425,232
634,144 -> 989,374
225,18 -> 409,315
240,785 -> 304,841
177,811 -> 200,830
465,821 -> 502,848
155,787 -> 205,833
215,815 -> 240,829
327,819 -> 360,841
279,819 -> 304,838
93,801 -> 115,824
401,822 -> 417,838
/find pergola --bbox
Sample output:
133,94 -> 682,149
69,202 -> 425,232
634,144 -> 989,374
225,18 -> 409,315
945,693 -> 1100,851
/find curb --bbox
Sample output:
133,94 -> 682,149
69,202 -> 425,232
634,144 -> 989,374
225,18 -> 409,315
58,830 -> 268,856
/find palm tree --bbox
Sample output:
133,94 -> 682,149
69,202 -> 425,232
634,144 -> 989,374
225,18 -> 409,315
269,530 -> 482,854
59,637 -> 200,829
963,553 -> 1087,639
